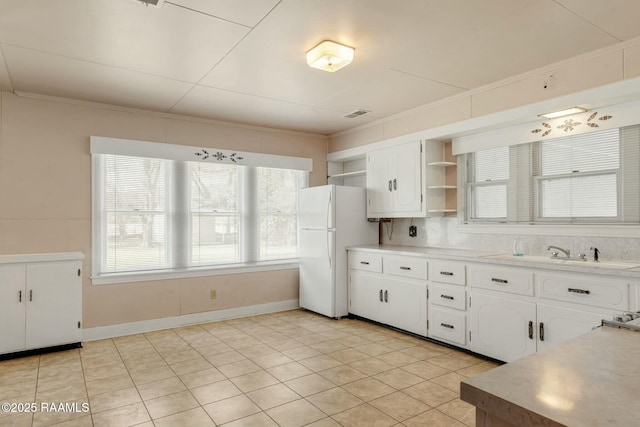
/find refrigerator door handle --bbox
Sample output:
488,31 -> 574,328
326,192 -> 332,229
327,232 -> 332,269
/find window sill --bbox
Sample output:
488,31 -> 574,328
91,260 -> 299,285
457,223 -> 640,238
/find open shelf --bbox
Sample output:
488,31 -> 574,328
428,209 -> 458,213
427,161 -> 457,167
328,170 -> 366,179
428,185 -> 457,189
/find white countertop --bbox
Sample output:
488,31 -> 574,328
347,244 -> 640,278
0,252 -> 85,264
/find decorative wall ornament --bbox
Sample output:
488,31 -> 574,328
194,149 -> 244,163
530,111 -> 614,138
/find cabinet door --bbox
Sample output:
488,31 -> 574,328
0,265 -> 27,354
536,304 -> 607,351
393,141 -> 424,216
470,292 -> 536,362
26,262 -> 82,350
384,277 -> 427,336
349,269 -> 384,323
366,149 -> 394,217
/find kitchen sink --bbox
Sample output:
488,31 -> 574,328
482,254 -> 640,270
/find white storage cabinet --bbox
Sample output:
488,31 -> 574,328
0,253 -> 83,356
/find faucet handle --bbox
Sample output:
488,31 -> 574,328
590,247 -> 600,262
550,251 -> 559,258
577,253 -> 587,261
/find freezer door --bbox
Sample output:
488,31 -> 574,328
299,229 -> 335,317
299,185 -> 334,229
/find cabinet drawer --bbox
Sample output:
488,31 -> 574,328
538,272 -> 629,311
384,256 -> 427,280
429,308 -> 466,346
429,260 -> 465,285
429,283 -> 466,311
468,264 -> 534,296
349,252 -> 382,273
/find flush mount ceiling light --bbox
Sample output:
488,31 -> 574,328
539,107 -> 587,119
306,40 -> 355,72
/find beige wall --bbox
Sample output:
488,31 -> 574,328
328,39 -> 640,153
0,92 -> 327,328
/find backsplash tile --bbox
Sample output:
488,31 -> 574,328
383,218 -> 640,261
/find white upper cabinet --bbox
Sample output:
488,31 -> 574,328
366,140 -> 425,218
365,139 -> 455,218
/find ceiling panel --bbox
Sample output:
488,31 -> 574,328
169,0 -> 280,27
170,84 -> 365,133
392,0 -> 620,89
0,0 -> 248,82
556,0 -> 640,41
3,45 -> 193,112
316,69 -> 465,119
0,0 -> 637,135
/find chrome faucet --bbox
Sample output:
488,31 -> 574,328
547,245 -> 571,259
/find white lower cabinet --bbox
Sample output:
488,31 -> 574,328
536,303 -> 611,352
348,249 -> 638,364
348,252 -> 427,336
469,292 -> 537,362
470,291 -> 618,362
0,254 -> 83,356
429,307 -> 466,346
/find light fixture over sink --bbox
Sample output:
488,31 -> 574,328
539,107 -> 587,119
306,40 -> 355,72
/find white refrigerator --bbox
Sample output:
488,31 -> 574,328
298,185 -> 378,318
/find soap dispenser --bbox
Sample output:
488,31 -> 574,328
513,237 -> 524,257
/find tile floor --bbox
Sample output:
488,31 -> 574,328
0,310 -> 499,427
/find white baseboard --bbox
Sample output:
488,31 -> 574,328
82,299 -> 300,342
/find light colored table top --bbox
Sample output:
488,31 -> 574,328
461,326 -> 640,426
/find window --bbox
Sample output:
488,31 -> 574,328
464,125 -> 640,225
467,146 -> 509,220
91,137 -> 311,282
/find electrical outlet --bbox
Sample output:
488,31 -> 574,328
210,290 -> 217,300
409,225 -> 417,237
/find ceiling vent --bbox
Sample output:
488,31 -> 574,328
136,0 -> 165,7
344,109 -> 370,119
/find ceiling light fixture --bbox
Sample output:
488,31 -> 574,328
539,107 -> 587,119
306,40 -> 355,72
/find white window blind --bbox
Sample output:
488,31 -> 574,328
468,146 -> 509,220
91,137 -> 310,280
463,125 -> 640,225
190,162 -> 239,265
258,168 -> 300,261
104,155 -> 169,273
534,129 -> 620,220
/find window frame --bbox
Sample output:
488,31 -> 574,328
90,137 -> 311,285
461,126 -> 638,227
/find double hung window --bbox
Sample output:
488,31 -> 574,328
464,125 -> 640,225
91,137 -> 310,282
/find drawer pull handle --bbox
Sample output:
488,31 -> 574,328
19,290 -> 22,302
400,266 -> 411,270
491,278 -> 508,284
440,271 -> 454,276
568,288 -> 590,295
440,294 -> 454,300
528,321 -> 533,339
360,261 -> 370,265
539,322 -> 545,342
441,323 -> 454,329
384,290 -> 388,303
379,289 -> 383,302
